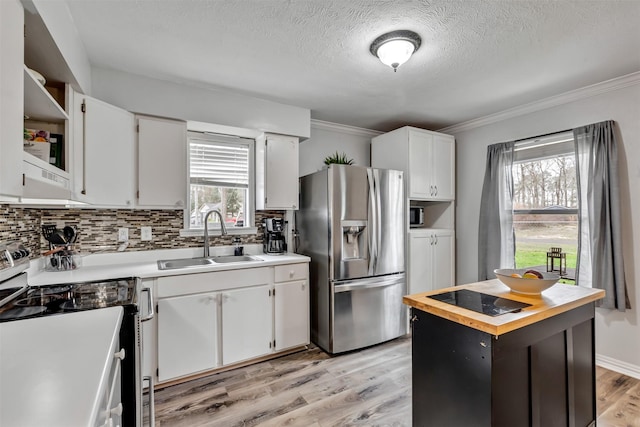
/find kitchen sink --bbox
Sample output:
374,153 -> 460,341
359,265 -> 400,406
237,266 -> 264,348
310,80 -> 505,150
208,255 -> 261,264
157,255 -> 261,270
157,257 -> 215,270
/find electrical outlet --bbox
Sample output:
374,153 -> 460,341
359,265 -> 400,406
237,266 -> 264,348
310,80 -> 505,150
141,226 -> 152,241
118,228 -> 129,242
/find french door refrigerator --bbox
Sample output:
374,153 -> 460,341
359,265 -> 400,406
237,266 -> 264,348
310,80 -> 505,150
297,165 -> 406,354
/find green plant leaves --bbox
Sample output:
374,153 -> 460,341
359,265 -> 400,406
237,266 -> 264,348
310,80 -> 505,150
324,151 -> 354,165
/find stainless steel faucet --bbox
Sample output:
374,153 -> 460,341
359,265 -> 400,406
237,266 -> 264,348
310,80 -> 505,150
203,209 -> 228,257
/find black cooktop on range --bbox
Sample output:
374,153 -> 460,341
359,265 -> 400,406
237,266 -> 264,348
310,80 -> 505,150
0,279 -> 137,322
427,289 -> 532,316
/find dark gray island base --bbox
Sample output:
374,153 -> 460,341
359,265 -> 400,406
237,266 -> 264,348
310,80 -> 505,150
404,280 -> 605,427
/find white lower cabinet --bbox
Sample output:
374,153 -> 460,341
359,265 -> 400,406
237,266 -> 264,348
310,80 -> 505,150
221,285 -> 272,365
273,263 -> 310,351
408,229 -> 455,294
274,280 -> 309,351
152,262 -> 309,384
157,292 -> 219,382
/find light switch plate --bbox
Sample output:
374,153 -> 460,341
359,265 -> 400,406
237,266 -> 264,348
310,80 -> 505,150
141,226 -> 152,241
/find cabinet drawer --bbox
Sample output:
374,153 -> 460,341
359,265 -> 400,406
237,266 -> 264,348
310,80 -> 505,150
157,267 -> 271,298
274,263 -> 308,282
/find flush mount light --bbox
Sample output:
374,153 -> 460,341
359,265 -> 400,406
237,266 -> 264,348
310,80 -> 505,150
370,30 -> 421,72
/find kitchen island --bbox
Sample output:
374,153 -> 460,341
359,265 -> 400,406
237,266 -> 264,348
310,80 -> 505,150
403,280 -> 604,427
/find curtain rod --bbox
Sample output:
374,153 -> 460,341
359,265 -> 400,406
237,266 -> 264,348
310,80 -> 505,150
513,128 -> 573,144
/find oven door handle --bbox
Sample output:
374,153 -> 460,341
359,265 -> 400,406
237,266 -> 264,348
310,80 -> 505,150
140,287 -> 155,322
144,375 -> 155,427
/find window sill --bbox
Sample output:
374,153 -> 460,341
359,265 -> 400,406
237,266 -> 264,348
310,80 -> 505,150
179,227 -> 259,238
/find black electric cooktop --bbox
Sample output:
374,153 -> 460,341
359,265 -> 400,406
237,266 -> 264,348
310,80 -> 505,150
427,289 -> 532,316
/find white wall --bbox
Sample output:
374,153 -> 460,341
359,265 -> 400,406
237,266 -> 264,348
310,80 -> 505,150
448,75 -> 640,376
299,120 -> 381,177
90,67 -> 311,139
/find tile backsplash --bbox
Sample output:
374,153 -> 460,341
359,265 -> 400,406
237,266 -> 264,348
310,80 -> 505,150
0,205 -> 284,258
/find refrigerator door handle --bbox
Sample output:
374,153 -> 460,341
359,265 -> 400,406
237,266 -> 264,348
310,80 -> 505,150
333,274 -> 405,293
373,168 -> 382,273
367,169 -> 377,275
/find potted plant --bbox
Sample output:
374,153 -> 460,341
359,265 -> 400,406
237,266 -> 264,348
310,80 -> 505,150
324,151 -> 354,166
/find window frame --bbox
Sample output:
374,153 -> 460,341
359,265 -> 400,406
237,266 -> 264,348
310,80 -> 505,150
511,131 -> 578,273
181,131 -> 257,236
512,131 -> 576,216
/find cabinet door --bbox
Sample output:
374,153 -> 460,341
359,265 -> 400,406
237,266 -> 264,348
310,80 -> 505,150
136,115 -> 187,208
432,230 -> 455,290
274,280 -> 309,351
73,94 -> 135,206
0,0 -> 24,198
409,231 -> 435,294
157,292 -> 218,382
256,134 -> 299,210
431,134 -> 455,200
408,130 -> 431,199
221,285 -> 272,365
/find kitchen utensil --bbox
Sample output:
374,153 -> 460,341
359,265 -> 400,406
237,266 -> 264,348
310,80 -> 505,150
42,225 -> 67,246
63,226 -> 76,244
42,246 -> 65,256
49,230 -> 67,246
42,225 -> 57,248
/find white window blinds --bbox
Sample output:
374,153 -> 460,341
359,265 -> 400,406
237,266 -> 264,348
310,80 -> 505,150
513,131 -> 574,163
189,134 -> 252,188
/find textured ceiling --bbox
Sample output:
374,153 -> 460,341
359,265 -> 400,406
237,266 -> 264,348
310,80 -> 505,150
63,0 -> 640,132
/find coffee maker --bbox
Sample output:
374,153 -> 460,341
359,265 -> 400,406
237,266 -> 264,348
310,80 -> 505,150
263,218 -> 287,255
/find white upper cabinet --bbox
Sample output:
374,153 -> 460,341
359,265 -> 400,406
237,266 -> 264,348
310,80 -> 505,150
407,130 -> 431,199
255,133 -> 299,210
136,115 -> 187,209
72,93 -> 135,207
430,133 -> 455,200
0,0 -> 25,200
372,126 -> 455,201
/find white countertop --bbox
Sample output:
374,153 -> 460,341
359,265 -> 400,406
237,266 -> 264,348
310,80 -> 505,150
25,246 -> 310,287
0,306 -> 123,427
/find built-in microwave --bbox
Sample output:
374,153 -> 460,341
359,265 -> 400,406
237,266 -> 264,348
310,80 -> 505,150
409,206 -> 424,227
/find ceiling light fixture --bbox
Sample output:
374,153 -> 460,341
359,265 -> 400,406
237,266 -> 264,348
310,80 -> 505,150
370,30 -> 421,72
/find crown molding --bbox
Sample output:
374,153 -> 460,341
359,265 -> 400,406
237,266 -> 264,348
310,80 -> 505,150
438,71 -> 640,135
311,119 -> 383,138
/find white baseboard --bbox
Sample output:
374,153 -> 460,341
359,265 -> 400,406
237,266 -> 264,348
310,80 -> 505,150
596,354 -> 640,379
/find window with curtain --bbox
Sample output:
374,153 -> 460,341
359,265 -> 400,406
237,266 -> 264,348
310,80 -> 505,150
187,132 -> 254,230
512,132 -> 578,274
479,121 -> 628,311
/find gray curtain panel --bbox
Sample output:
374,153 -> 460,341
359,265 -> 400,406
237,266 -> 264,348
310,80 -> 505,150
478,141 -> 515,280
574,120 -> 628,311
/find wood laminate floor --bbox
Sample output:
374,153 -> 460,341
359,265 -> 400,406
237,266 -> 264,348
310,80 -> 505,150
151,336 -> 640,426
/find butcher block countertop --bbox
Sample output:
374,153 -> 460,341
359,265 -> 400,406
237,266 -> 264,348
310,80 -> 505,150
403,279 -> 605,336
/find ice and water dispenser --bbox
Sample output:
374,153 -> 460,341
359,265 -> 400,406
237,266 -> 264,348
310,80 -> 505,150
341,220 -> 367,260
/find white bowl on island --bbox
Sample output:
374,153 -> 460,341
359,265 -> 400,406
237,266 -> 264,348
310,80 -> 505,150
494,268 -> 560,295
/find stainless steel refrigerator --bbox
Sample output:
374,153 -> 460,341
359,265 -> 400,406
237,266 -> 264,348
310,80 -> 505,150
296,165 -> 406,354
